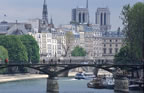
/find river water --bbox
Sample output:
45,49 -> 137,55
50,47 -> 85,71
0,78 -> 143,93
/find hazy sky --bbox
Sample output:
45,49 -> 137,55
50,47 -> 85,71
0,0 -> 143,30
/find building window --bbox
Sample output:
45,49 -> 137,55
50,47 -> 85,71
103,48 -> 106,54
115,48 -> 118,53
116,44 -> 118,47
104,44 -> 106,47
110,44 -> 112,47
115,39 -> 118,42
110,40 -> 112,42
47,39 -> 51,42
109,48 -> 112,54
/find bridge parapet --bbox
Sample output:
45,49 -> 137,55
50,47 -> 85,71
41,58 -> 114,65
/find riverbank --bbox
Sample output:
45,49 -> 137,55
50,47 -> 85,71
0,72 -> 77,83
0,74 -> 48,83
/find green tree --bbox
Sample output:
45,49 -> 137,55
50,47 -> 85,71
121,2 -> 144,61
19,35 -> 40,63
114,46 -> 140,65
0,35 -> 28,63
0,46 -> 8,73
71,46 -> 86,57
57,31 -> 74,57
0,46 -> 8,63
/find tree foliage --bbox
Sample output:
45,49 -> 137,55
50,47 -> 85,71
114,46 -> 141,65
57,31 -> 74,57
0,35 -> 28,63
71,46 -> 86,57
121,2 -> 144,61
0,46 -> 8,63
19,35 -> 40,63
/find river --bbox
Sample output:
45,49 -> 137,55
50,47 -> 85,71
0,78 -> 143,93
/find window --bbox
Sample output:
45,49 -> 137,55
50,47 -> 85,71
115,48 -> 118,53
104,44 -> 106,47
48,44 -> 51,49
47,39 -> 51,42
110,44 -> 112,47
103,48 -> 106,54
109,48 -> 112,54
116,44 -> 118,47
110,40 -> 112,42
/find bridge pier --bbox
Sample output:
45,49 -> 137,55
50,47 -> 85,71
47,76 -> 59,93
114,69 -> 129,93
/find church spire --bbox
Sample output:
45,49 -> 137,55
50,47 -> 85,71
50,16 -> 54,28
86,0 -> 88,9
50,16 -> 53,24
42,0 -> 49,24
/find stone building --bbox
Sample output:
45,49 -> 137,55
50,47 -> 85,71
102,30 -> 124,60
0,20 -> 32,35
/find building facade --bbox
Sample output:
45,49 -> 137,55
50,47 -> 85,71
102,30 -> 124,60
0,20 -> 32,35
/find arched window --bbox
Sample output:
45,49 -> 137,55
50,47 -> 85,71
100,13 -> 103,25
79,13 -> 81,23
104,13 -> 106,25
83,13 -> 85,23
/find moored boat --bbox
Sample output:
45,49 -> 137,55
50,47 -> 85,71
75,72 -> 95,80
87,76 -> 114,89
87,78 -> 104,89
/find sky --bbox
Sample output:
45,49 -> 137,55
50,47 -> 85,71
0,0 -> 143,30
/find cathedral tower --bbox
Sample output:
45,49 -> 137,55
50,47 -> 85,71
42,0 -> 49,25
71,0 -> 89,24
95,8 -> 111,32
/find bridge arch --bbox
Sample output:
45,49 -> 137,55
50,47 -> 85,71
56,65 -> 114,76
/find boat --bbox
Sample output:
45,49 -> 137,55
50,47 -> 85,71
129,80 -> 144,90
102,77 -> 114,89
75,72 -> 95,80
87,76 -> 114,89
87,78 -> 105,89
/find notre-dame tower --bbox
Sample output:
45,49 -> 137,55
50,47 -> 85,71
71,0 -> 89,25
95,8 -> 111,32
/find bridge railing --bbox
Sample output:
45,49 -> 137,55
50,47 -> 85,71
0,59 -> 114,65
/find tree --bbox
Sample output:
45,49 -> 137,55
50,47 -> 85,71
57,31 -> 74,57
114,46 -> 140,65
0,46 -> 8,63
0,35 -> 28,63
0,46 -> 8,73
121,2 -> 144,61
71,46 -> 86,57
19,35 -> 40,63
